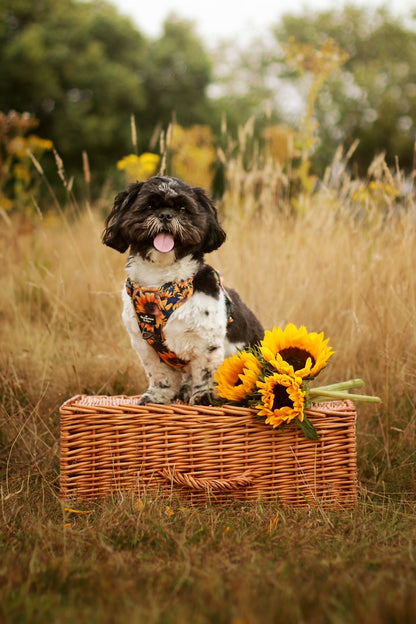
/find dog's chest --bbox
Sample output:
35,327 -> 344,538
123,257 -> 228,363
163,290 -> 227,359
126,254 -> 200,288
166,290 -> 226,332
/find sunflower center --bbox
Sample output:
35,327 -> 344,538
279,347 -> 315,371
144,302 -> 158,315
272,384 -> 293,411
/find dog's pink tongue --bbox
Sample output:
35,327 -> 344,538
153,232 -> 175,253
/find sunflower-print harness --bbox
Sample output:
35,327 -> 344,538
126,270 -> 233,370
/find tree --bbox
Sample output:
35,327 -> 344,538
139,15 -> 215,131
0,1 -> 216,194
0,0 -> 149,187
273,6 -> 416,173
209,6 -> 416,174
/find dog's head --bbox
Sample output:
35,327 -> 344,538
102,176 -> 226,261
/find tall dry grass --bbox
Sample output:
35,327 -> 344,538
1,153 -> 416,623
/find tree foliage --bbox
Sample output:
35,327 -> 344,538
273,5 -> 416,173
0,0 -> 147,182
1,0 -> 415,200
139,16 -> 214,130
212,5 -> 416,175
0,0 -> 214,191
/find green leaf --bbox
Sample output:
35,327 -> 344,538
297,415 -> 320,441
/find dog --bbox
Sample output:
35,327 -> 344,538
102,175 -> 264,405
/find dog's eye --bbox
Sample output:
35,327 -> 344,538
179,206 -> 186,212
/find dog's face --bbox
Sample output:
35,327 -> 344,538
102,176 -> 226,261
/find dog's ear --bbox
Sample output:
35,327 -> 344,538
102,182 -> 144,253
193,187 -> 226,253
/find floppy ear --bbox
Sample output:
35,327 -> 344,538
193,187 -> 226,253
102,182 -> 144,253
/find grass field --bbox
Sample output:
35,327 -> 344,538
1,156 -> 416,623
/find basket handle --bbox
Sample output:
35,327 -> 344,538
160,468 -> 256,492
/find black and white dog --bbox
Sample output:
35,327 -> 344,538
103,175 -> 264,405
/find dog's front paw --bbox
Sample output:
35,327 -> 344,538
189,391 -> 212,406
137,393 -> 159,406
174,382 -> 192,403
137,384 -> 178,405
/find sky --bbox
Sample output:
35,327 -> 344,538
109,0 -> 415,45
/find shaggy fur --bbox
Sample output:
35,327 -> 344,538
103,175 -> 264,405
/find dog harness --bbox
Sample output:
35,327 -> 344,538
126,269 -> 233,370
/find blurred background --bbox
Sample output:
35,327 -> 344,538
1,0 -> 416,212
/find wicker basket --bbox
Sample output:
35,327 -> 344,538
59,395 -> 358,508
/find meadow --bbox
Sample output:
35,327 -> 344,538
1,149 -> 416,623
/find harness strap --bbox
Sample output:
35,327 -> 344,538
126,268 -> 233,370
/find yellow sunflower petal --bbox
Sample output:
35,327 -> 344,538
259,324 -> 334,379
215,353 -> 249,401
215,351 -> 263,401
255,372 -> 305,427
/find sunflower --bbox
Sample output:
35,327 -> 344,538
215,351 -> 263,402
129,290 -> 163,329
259,323 -> 334,379
256,372 -> 305,428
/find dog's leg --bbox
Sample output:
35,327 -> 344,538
128,329 -> 181,405
175,373 -> 193,403
136,345 -> 182,405
122,291 -> 181,404
188,346 -> 225,405
165,292 -> 228,405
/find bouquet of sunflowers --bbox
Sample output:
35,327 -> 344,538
214,323 -> 380,440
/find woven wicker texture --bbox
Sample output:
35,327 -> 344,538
59,396 -> 358,507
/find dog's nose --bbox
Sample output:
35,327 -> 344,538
159,210 -> 173,222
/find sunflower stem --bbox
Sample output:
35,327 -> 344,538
308,395 -> 335,404
309,388 -> 381,403
310,379 -> 364,392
